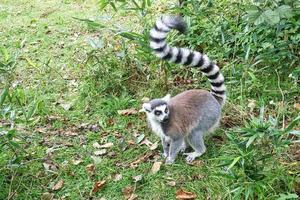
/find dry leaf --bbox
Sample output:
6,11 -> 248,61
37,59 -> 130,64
151,161 -> 162,174
122,186 -> 137,200
107,152 -> 116,158
37,127 -> 47,134
128,194 -> 138,200
52,180 -> 64,191
99,142 -> 114,148
64,130 -> 78,136
72,159 -> 83,165
140,138 -> 153,147
94,149 -> 107,156
130,152 -> 154,168
46,147 -> 57,154
86,164 -> 95,175
41,192 -> 54,200
135,134 -> 145,144
132,174 -> 143,182
43,160 -> 59,171
127,140 -> 135,145
294,103 -> 300,110
176,188 -> 197,200
166,181 -> 176,187
91,156 -> 102,164
247,99 -> 256,112
150,141 -> 159,150
114,174 -> 122,181
107,118 -> 114,125
92,180 -> 106,193
60,103 -> 72,111
187,160 -> 204,166
117,108 -> 138,116
93,142 -> 101,148
141,97 -> 150,103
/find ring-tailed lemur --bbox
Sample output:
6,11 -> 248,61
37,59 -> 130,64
140,15 -> 226,164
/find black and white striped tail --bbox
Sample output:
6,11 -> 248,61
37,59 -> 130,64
149,16 -> 226,105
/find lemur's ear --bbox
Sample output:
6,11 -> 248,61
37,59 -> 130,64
162,94 -> 171,102
139,103 -> 151,113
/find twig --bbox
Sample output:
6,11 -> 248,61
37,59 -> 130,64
275,69 -> 285,129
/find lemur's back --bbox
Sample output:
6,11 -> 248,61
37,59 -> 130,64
164,90 -> 221,137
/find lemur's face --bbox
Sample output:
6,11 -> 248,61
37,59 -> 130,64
140,94 -> 171,123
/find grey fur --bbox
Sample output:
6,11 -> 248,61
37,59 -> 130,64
149,99 -> 167,110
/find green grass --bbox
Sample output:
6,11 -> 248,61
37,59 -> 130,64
1,0 -> 300,199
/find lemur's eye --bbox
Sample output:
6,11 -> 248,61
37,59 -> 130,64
154,110 -> 162,116
164,107 -> 168,113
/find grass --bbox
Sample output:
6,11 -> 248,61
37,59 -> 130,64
1,0 -> 300,199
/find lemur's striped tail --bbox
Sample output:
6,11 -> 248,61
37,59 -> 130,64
149,16 -> 226,105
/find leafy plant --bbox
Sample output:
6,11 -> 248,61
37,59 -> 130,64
216,106 -> 299,199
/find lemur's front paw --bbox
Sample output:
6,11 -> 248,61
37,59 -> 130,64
165,157 -> 175,165
162,152 -> 168,158
179,146 -> 186,153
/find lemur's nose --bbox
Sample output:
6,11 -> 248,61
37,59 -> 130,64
162,116 -> 169,123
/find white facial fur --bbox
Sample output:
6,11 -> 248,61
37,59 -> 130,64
152,104 -> 169,122
141,94 -> 171,123
142,103 -> 169,123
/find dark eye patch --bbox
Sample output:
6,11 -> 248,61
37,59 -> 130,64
154,110 -> 162,116
164,107 -> 168,113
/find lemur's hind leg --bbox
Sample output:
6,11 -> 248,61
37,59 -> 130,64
184,129 -> 206,163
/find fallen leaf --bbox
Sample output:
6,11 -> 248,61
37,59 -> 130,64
93,142 -> 101,148
122,186 -> 137,200
166,181 -> 176,187
99,142 -> 114,148
107,118 -> 114,125
247,99 -> 256,112
294,103 -> 300,110
90,124 -> 100,132
60,103 -> 72,111
117,108 -> 138,116
46,147 -> 57,154
187,160 -> 204,166
135,134 -> 145,144
141,97 -> 150,103
107,152 -> 116,158
130,152 -> 154,168
114,174 -> 122,181
91,156 -> 102,164
72,159 -> 83,165
64,130 -> 78,136
132,174 -> 143,182
41,192 -> 54,200
43,160 -> 59,171
128,194 -> 138,200
126,122 -> 133,129
190,174 -> 205,180
150,141 -> 159,150
92,180 -> 106,193
127,140 -> 135,145
37,127 -> 47,134
176,188 -> 197,200
86,164 -> 95,175
140,138 -> 153,147
151,161 -> 162,174
52,180 -> 64,191
94,149 -> 107,156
